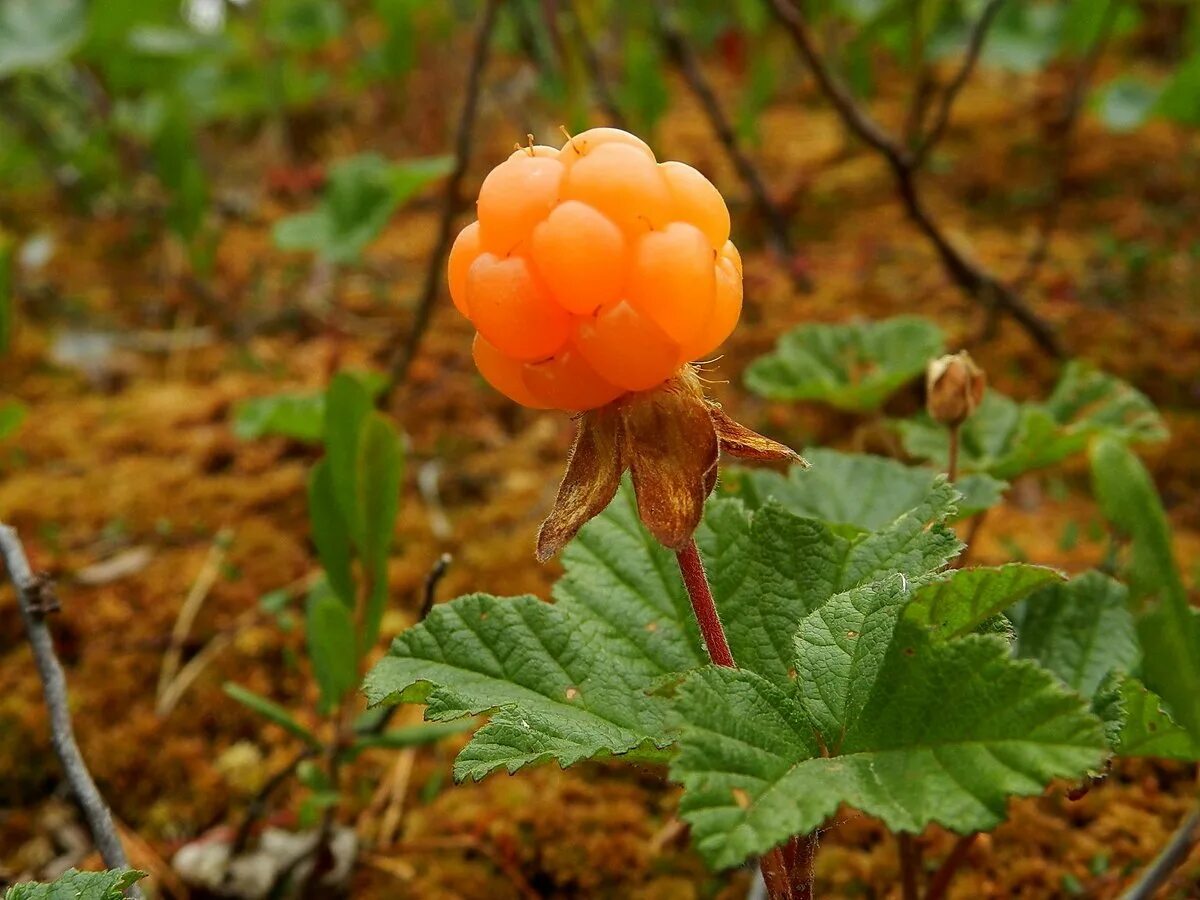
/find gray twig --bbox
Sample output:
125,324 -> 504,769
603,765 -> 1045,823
0,524 -> 144,899
767,0 -> 1063,358
383,0 -> 503,397
1119,805 -> 1200,900
563,0 -> 627,128
651,0 -> 798,272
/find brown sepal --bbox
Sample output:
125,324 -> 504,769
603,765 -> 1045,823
536,407 -> 626,562
707,403 -> 807,466
623,379 -> 720,550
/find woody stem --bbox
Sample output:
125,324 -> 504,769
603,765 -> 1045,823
675,539 -> 735,668
675,538 -> 815,899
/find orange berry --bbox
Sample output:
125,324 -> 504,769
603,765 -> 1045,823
627,223 -> 716,345
466,253 -> 570,361
448,221 -> 482,316
681,254 -> 742,362
530,201 -> 628,315
559,127 -> 655,165
472,333 -> 550,408
659,161 -> 730,249
576,300 -> 681,392
562,143 -> 672,235
721,240 -> 742,276
508,144 -> 560,160
523,346 -> 624,412
477,155 -> 564,253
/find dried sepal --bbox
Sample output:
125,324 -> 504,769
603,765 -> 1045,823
623,379 -> 720,550
926,351 -> 986,427
536,408 -> 626,562
707,404 -> 807,466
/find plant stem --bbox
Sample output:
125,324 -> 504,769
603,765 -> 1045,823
947,423 -> 961,483
1119,804 -> 1200,900
675,539 -> 735,668
675,539 -> 814,899
927,833 -> 978,900
898,832 -> 921,900
0,524 -> 143,899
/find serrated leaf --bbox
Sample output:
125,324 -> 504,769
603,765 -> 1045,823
899,362 -> 1165,478
224,683 -> 320,747
306,581 -> 359,712
1113,676 -> 1200,760
726,448 -> 1005,527
745,317 -> 944,412
308,460 -> 355,607
672,627 -> 1107,869
906,564 -> 1064,642
356,412 -> 403,646
4,868 -> 147,900
367,474 -> 963,781
1010,571 -> 1139,699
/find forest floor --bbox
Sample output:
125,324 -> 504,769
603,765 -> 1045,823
1,45 -> 1199,900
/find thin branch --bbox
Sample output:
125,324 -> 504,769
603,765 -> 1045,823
230,746 -> 317,857
898,832 -> 922,900
563,0 -> 627,128
926,832 -> 978,900
0,524 -> 143,899
419,552 -> 453,621
383,0 -> 503,397
1012,0 -> 1122,291
650,0 -> 797,270
914,0 -> 1007,164
1119,805 -> 1200,900
767,0 -> 1063,358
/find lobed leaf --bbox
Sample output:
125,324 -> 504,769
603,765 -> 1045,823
4,868 -> 146,900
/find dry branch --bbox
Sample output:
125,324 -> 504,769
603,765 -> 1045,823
1119,805 -> 1200,900
0,524 -> 144,899
384,0 -> 503,396
767,0 -> 1064,358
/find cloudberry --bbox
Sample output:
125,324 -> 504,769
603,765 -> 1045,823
449,127 -> 743,412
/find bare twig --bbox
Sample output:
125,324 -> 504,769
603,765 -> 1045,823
898,832 -> 922,900
1012,0 -> 1122,291
767,0 -> 1063,358
914,0 -> 1007,164
383,0 -> 503,396
650,0 -> 797,271
230,746 -> 317,857
1119,805 -> 1200,900
563,0 -> 627,128
419,552 -> 453,621
0,524 -> 143,898
926,832 -> 978,900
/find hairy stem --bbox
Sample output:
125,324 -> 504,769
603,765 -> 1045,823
947,423 -> 961,483
0,524 -> 143,898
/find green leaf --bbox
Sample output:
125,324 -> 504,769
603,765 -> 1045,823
366,475 -> 963,781
307,580 -> 359,711
1113,676 -> 1200,760
905,563 -> 1064,642
342,720 -> 474,759
356,412 -> 403,646
4,868 -> 147,900
672,622 -> 1106,869
223,683 -> 320,747
308,460 -> 355,608
0,231 -> 12,355
1137,605 -> 1200,748
1156,48 -> 1200,127
273,153 -> 451,263
233,391 -> 326,442
725,448 -> 1006,528
0,0 -> 86,79
264,0 -> 346,50
745,316 -> 945,412
324,372 -> 373,544
1095,77 -> 1161,132
899,362 -> 1166,478
1010,571 -> 1139,699
0,400 -> 26,440
151,102 -> 208,242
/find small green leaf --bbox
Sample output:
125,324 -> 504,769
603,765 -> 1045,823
746,317 -> 945,412
900,362 -> 1165,478
342,720 -> 473,759
308,460 -> 355,608
233,392 -> 326,442
223,683 -> 320,747
905,563 -> 1064,641
356,412 -> 403,646
726,448 -> 1005,528
0,400 -> 26,440
1010,571 -> 1139,699
1113,676 -> 1200,760
325,372 -> 373,544
0,0 -> 85,78
307,581 -> 359,711
3,868 -> 147,900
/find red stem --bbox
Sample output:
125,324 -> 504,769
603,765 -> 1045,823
675,539 -> 735,668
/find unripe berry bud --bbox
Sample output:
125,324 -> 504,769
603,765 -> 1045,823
926,351 -> 986,427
